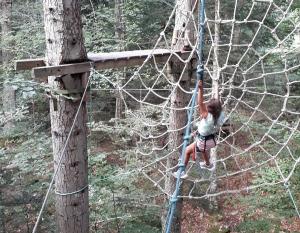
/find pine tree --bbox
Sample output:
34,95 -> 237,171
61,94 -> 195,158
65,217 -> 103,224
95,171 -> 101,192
43,0 -> 89,232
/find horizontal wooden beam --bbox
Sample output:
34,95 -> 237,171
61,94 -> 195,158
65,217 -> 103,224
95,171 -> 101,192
91,50 -> 189,70
15,49 -> 194,79
33,62 -> 92,78
15,58 -> 46,71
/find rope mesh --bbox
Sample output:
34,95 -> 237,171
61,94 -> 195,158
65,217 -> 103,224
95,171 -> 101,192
90,0 -> 300,216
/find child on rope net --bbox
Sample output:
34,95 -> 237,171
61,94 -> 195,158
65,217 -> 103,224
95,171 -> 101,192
174,80 -> 225,178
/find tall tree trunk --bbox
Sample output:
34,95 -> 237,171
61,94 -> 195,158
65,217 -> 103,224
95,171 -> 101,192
0,0 -> 12,63
162,1 -> 195,232
2,85 -> 15,132
232,0 -> 243,54
0,191 -> 6,233
208,0 -> 220,210
43,1 -> 89,232
212,0 -> 220,99
114,0 -> 126,118
0,1 -> 13,229
1,0 -> 15,134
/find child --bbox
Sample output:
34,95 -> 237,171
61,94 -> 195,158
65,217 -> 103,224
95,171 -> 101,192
174,80 -> 225,178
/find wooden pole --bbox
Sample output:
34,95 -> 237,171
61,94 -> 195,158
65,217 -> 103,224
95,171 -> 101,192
162,0 -> 195,232
42,0 -> 89,232
208,0 -> 221,210
1,1 -> 14,230
114,0 -> 126,118
0,0 -> 12,64
212,0 -> 220,99
1,0 -> 16,134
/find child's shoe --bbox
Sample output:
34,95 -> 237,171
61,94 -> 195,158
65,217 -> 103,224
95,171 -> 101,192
199,162 -> 214,171
173,170 -> 188,179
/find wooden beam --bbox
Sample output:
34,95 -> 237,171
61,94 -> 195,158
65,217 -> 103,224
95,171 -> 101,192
16,49 -> 194,79
92,50 -> 189,70
33,62 -> 91,78
88,49 -> 178,61
15,58 -> 45,71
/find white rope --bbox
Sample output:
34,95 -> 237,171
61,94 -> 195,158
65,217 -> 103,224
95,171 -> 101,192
55,184 -> 89,196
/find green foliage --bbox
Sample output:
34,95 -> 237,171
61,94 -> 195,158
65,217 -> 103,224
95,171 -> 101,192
122,220 -> 161,233
230,109 -> 300,232
88,148 -> 162,232
0,0 -> 45,67
0,0 -> 47,139
88,104 -> 165,232
237,127 -> 300,217
235,219 -> 280,233
83,0 -> 173,52
124,0 -> 173,49
1,0 -> 299,232
243,162 -> 298,216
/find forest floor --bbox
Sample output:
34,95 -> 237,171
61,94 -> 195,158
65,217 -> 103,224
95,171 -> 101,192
97,131 -> 300,233
1,127 -> 300,233
181,197 -> 300,233
180,129 -> 300,233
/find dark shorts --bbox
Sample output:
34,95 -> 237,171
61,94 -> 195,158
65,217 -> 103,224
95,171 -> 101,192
196,134 -> 216,152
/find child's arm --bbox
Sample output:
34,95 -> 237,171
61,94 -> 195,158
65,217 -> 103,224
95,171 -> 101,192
198,80 -> 208,118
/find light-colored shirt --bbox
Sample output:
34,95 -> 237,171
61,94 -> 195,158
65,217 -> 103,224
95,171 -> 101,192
196,111 -> 226,136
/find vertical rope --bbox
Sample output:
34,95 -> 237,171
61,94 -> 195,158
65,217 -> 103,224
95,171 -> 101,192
164,1 -> 206,232
196,0 -> 206,82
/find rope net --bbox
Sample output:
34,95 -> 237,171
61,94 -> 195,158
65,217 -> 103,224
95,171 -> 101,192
90,0 -> 300,216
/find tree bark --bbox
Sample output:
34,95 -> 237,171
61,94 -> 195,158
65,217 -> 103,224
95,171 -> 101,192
1,0 -> 15,134
162,1 -> 195,232
0,190 -> 6,233
172,0 -> 196,49
0,0 -> 12,63
43,0 -> 89,232
212,0 -> 220,99
0,0 -> 13,227
2,84 -> 16,132
114,0 -> 126,119
208,0 -> 220,210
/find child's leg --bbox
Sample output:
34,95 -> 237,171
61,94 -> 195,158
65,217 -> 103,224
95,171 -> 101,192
201,150 -> 210,166
184,142 -> 196,167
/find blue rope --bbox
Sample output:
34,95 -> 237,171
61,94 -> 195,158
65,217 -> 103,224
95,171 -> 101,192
196,0 -> 206,82
164,0 -> 206,232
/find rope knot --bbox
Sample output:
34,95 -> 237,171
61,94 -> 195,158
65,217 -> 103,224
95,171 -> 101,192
170,196 -> 178,203
284,181 -> 290,188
